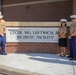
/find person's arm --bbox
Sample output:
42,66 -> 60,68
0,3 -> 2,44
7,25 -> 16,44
71,32 -> 76,36
58,32 -> 61,39
3,20 -> 6,35
60,33 -> 66,37
3,27 -> 6,35
60,27 -> 67,38
68,26 -> 72,39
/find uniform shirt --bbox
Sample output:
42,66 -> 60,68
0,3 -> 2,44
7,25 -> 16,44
75,23 -> 76,35
69,22 -> 76,36
58,26 -> 67,38
0,20 -> 5,34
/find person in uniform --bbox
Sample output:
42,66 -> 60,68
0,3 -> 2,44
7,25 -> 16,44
58,19 -> 67,57
0,11 -> 7,55
68,15 -> 76,60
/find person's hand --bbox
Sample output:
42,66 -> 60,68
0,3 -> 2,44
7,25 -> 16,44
68,35 -> 71,39
58,36 -> 60,39
1,34 -> 4,36
0,33 -> 4,37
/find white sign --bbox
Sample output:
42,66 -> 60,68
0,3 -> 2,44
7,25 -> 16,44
6,27 -> 59,43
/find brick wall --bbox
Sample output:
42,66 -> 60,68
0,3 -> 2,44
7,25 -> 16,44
73,0 -> 76,14
6,43 -> 60,54
3,0 -> 43,5
3,0 -> 72,22
0,22 -> 70,54
5,31 -> 69,54
0,33 -> 69,54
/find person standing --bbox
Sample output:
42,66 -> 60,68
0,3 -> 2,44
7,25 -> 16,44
68,15 -> 76,60
58,19 -> 67,57
0,11 -> 7,55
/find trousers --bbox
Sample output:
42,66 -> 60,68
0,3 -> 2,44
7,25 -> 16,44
0,35 -> 6,54
69,36 -> 76,58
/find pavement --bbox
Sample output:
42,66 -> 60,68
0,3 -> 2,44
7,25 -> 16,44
0,53 -> 76,75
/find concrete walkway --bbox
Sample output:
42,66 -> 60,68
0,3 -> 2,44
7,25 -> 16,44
0,53 -> 76,75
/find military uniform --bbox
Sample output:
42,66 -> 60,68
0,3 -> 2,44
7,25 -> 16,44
0,20 -> 6,54
69,15 -> 76,60
58,18 -> 67,57
58,19 -> 67,47
0,11 -> 7,55
69,23 -> 74,58
58,26 -> 67,47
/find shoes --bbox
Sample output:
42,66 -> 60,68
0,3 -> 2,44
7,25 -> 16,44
58,54 -> 65,57
69,57 -> 76,61
67,56 -> 72,58
60,55 -> 65,57
57,54 -> 61,56
74,59 -> 76,61
2,53 -> 7,55
69,58 -> 73,60
69,58 -> 76,61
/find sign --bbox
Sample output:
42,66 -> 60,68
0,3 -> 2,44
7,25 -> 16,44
6,27 -> 59,43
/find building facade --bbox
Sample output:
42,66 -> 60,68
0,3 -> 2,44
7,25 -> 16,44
0,0 -> 2,12
2,0 -> 72,22
0,0 -> 76,54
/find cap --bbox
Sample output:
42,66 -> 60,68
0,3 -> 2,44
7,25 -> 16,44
0,11 -> 3,18
70,15 -> 76,19
60,19 -> 67,22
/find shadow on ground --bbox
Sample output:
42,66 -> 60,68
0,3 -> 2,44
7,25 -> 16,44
17,53 -> 76,66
